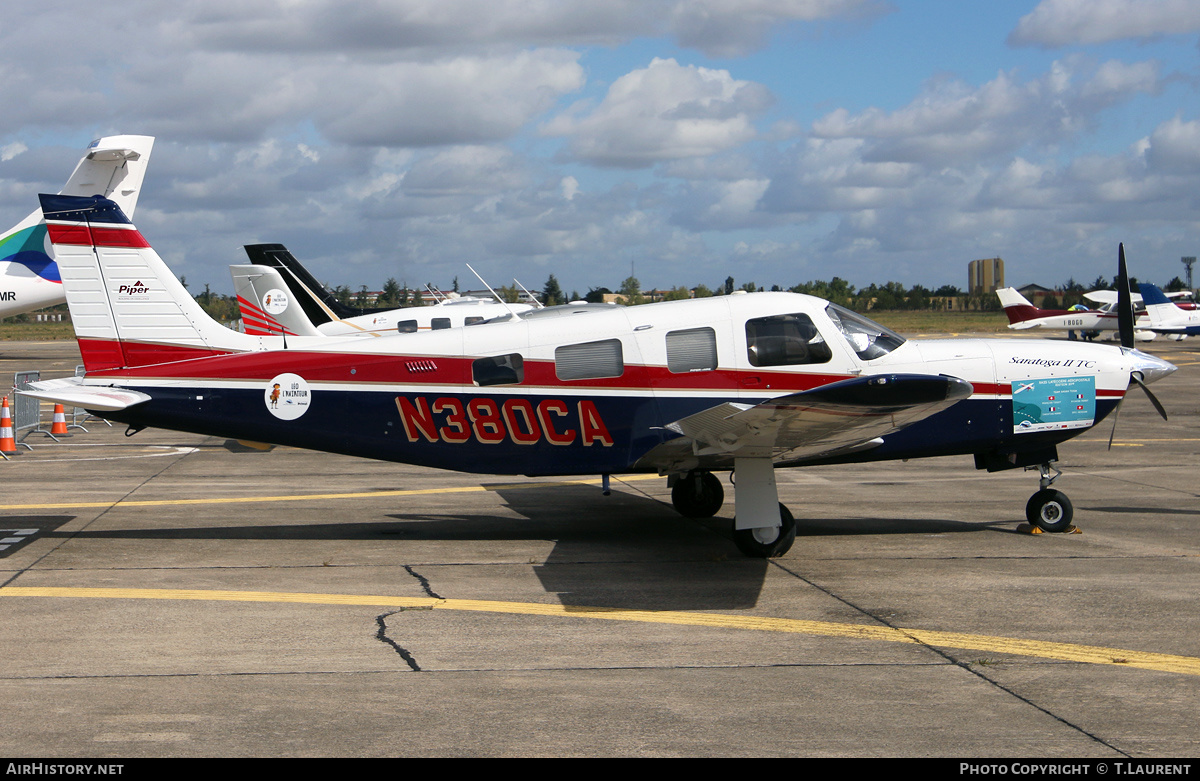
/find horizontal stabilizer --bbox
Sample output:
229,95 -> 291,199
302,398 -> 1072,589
22,377 -> 150,412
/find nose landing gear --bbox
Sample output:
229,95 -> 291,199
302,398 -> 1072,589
1024,462 -> 1075,533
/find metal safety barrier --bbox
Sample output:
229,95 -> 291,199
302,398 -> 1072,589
11,370 -> 40,448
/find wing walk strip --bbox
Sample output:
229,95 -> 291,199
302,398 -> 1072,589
2,586 -> 1197,677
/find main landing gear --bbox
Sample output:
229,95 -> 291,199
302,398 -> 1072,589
1025,462 -> 1074,533
671,470 -> 724,518
669,460 -> 797,558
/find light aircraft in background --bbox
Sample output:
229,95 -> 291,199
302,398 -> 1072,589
995,286 -> 1158,340
230,260 -> 534,337
235,244 -> 535,335
0,136 -> 153,318
1138,283 -> 1200,338
27,194 -> 1176,557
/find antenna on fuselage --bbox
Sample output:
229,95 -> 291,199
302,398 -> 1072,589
514,278 -> 545,309
466,263 -> 523,321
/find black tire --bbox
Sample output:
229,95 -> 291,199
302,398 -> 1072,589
1026,489 -> 1073,533
671,471 -> 724,518
733,504 -> 796,558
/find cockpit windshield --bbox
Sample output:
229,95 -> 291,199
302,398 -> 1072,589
825,303 -> 906,360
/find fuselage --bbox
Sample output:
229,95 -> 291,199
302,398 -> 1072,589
80,292 -> 1151,476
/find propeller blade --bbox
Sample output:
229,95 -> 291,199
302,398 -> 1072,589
1116,243 -> 1135,350
1107,395 -> 1124,450
1132,373 -> 1169,421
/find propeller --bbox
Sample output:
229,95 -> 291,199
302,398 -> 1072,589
1116,243 -> 1134,350
1109,243 -> 1168,449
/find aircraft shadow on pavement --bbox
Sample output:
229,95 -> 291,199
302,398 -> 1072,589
485,483 -> 771,611
1086,505 -> 1200,516
0,515 -> 75,558
792,516 -> 1013,536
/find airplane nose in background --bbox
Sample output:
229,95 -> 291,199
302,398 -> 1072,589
1129,349 -> 1177,385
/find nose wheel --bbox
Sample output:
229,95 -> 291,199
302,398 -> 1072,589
1026,489 -> 1073,532
1025,462 -> 1075,533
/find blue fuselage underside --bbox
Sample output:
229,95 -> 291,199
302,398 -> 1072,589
99,385 -> 1120,476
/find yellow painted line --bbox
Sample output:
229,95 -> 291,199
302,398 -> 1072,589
3,586 -> 1199,677
0,474 -> 661,511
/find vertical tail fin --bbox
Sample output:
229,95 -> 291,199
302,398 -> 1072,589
1,135 -> 154,318
230,264 -> 324,337
40,194 -> 269,372
1138,282 -> 1183,327
244,243 -> 385,320
995,287 -> 1042,326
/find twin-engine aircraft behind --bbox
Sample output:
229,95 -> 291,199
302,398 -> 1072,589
27,194 -> 1176,557
0,136 -> 153,319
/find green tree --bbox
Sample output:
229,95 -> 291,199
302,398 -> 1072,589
542,274 -> 565,306
618,276 -> 646,305
379,278 -> 402,308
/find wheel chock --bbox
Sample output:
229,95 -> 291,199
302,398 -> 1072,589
1018,523 -> 1081,535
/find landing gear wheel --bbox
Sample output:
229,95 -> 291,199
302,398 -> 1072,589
733,504 -> 796,558
1026,489 -> 1073,533
671,471 -> 724,518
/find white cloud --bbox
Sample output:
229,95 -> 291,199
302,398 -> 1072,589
1,142 -> 26,162
810,58 -> 1162,164
1010,0 -> 1200,47
1144,116 -> 1200,172
177,0 -> 885,58
544,58 -> 772,168
666,0 -> 892,57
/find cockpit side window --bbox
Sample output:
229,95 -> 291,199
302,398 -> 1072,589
745,313 -> 832,367
825,303 -> 906,360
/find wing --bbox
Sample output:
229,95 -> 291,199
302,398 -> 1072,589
636,373 -> 973,472
21,377 -> 150,412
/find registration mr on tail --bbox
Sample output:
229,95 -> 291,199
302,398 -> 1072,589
26,194 -> 1176,557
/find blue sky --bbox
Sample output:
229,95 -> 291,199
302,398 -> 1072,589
1,0 -> 1198,296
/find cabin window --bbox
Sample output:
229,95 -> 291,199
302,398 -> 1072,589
666,327 -> 717,373
745,313 -> 832,367
465,316 -> 485,326
397,320 -> 418,334
473,354 -> 524,386
825,303 -> 905,360
431,318 -> 452,330
555,339 -> 624,381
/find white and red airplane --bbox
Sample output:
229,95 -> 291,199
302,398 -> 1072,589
0,136 -> 153,319
26,194 -> 1176,557
995,287 -> 1157,340
230,260 -> 534,337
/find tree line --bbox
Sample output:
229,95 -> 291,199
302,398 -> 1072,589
174,271 -> 1193,323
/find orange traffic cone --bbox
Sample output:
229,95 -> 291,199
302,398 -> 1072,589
0,396 -> 19,455
50,404 -> 70,437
